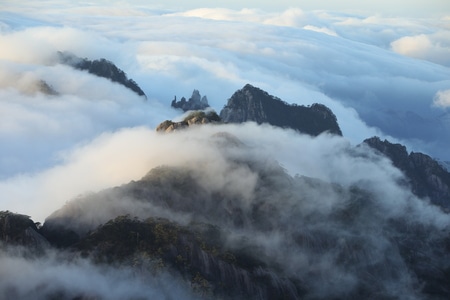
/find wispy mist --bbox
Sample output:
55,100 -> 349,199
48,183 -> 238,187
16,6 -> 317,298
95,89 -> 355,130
0,245 -> 196,300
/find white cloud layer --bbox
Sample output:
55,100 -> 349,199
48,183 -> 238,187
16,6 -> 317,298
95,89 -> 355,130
391,31 -> 450,67
433,89 -> 450,108
0,1 -> 449,223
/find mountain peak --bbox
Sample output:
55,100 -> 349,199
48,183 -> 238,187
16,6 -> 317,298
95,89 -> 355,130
220,84 -> 342,136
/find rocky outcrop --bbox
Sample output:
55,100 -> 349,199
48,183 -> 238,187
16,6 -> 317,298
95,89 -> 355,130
364,137 -> 450,209
156,110 -> 221,133
171,90 -> 210,111
0,211 -> 49,249
57,51 -> 146,98
220,84 -> 342,136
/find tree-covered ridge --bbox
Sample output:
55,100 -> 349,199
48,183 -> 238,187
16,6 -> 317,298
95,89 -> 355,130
75,215 -> 301,299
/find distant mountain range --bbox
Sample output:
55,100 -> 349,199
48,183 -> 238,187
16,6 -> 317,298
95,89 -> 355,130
160,84 -> 342,137
157,84 -> 450,211
2,62 -> 450,299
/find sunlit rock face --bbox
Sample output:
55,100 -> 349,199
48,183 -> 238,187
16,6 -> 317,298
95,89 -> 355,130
220,84 -> 342,136
156,110 -> 221,133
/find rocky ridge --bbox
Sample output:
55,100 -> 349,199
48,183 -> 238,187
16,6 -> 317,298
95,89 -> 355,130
220,84 -> 342,136
364,137 -> 450,210
57,51 -> 146,98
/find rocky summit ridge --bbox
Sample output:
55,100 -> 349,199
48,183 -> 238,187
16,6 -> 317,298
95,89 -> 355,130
220,84 -> 342,136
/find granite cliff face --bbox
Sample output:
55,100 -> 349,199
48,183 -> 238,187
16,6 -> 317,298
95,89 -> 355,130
57,51 -> 146,98
0,211 -> 48,250
364,137 -> 450,209
220,84 -> 342,136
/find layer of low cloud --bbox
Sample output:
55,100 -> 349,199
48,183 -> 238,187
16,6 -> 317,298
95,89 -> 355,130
0,2 -> 449,222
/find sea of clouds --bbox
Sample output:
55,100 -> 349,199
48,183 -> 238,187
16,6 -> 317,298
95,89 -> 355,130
0,0 -> 449,220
